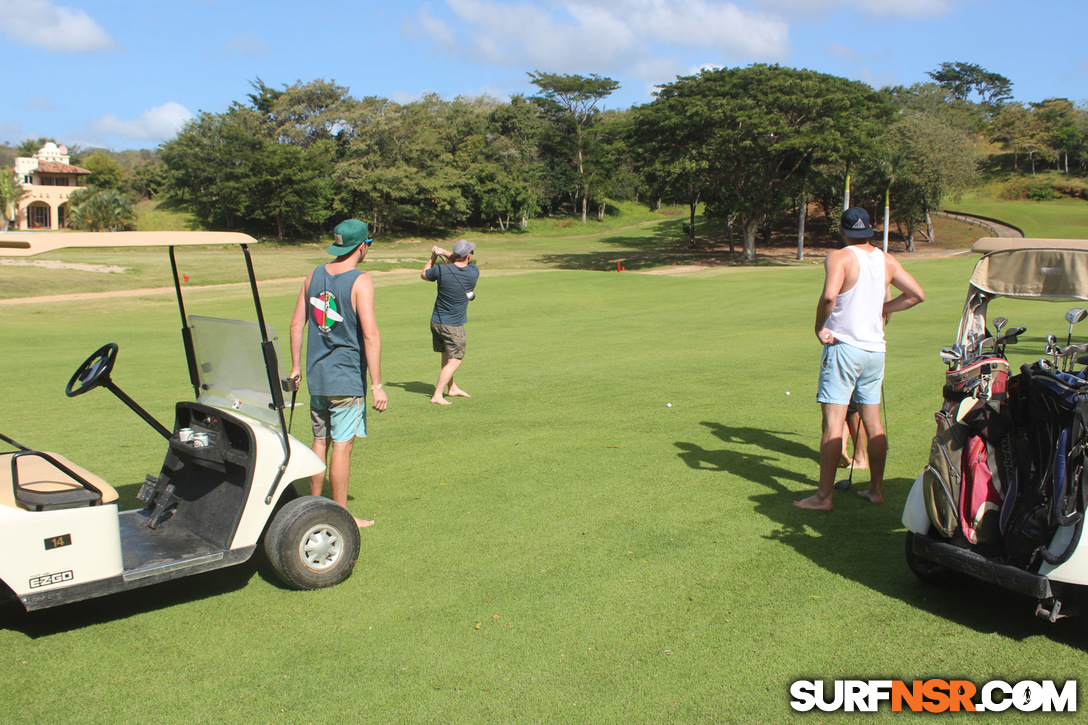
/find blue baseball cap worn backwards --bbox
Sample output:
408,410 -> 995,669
841,207 -> 874,239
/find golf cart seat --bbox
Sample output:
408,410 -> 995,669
0,451 -> 119,512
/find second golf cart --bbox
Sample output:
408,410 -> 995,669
903,237 -> 1088,622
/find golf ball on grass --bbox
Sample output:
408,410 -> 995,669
785,391 -> 791,396
666,403 -> 672,407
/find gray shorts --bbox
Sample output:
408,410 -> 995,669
431,321 -> 466,359
310,395 -> 367,442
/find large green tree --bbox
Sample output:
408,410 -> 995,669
630,88 -> 721,248
81,152 -> 124,190
333,94 -> 479,235
927,61 -> 1013,109
858,113 -> 977,249
478,94 -> 546,229
529,71 -> 619,223
161,100 -> 336,239
16,137 -> 55,157
638,64 -> 892,261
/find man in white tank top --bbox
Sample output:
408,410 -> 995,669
794,207 -> 925,511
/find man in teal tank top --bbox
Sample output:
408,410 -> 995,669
795,207 -> 925,512
290,219 -> 388,527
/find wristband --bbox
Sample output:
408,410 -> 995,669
371,384 -> 383,391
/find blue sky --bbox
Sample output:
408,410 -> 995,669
2,0 -> 1086,152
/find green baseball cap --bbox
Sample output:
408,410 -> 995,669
327,219 -> 372,255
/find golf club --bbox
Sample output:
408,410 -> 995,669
281,376 -> 298,433
1047,333 -> 1062,367
835,423 -> 856,491
1066,307 -> 1087,346
834,384 -> 887,491
939,346 -> 963,367
439,252 -> 477,301
994,325 -> 1025,357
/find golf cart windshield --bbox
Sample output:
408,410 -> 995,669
189,315 -> 281,427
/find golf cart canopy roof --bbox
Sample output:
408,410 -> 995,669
968,237 -> 1088,301
0,231 -> 257,258
957,237 -> 1088,345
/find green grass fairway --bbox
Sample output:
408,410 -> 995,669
2,245 -> 1087,722
951,193 -> 1088,239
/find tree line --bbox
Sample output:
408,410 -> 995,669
9,61 -> 1088,253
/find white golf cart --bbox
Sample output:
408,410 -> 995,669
903,237 -> 1088,621
0,232 -> 359,612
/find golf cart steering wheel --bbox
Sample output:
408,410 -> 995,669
66,343 -> 119,397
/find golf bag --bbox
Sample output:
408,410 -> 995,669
922,356 -> 1012,543
1002,364 -> 1088,569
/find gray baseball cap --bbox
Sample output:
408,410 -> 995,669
453,239 -> 476,257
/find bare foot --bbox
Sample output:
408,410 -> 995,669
851,459 -> 870,470
838,455 -> 850,468
430,396 -> 452,405
857,490 -> 883,505
355,517 -> 375,528
447,387 -> 471,398
793,493 -> 833,511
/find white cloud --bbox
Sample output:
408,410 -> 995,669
751,0 -> 957,19
89,102 -> 194,143
418,0 -> 789,82
221,31 -> 269,58
823,42 -> 860,62
0,0 -> 118,53
27,97 -> 57,111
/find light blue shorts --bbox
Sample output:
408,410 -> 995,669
817,342 -> 885,406
311,395 -> 367,443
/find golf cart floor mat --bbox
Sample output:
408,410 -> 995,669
119,510 -> 228,576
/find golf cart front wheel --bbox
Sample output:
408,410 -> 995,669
264,496 -> 360,590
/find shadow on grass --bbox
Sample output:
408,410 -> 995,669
1,565 -> 254,637
535,222 -> 801,272
386,380 -> 435,398
677,419 -> 1088,648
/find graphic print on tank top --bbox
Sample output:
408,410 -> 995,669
310,290 -> 345,333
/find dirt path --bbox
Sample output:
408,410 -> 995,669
0,211 -> 1021,303
0,269 -> 422,306
934,210 -> 1023,239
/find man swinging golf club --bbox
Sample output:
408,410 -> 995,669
422,239 -> 479,405
794,207 -> 925,511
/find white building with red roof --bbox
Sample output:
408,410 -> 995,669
12,142 -> 92,230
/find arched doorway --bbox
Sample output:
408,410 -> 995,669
28,202 -> 51,229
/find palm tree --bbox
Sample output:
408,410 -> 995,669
67,188 -> 137,231
0,171 -> 26,231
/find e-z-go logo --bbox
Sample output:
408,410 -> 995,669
29,571 -> 74,589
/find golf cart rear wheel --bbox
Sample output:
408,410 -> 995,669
264,496 -> 360,590
905,531 -> 963,587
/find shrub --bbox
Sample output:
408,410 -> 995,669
67,188 -> 137,231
